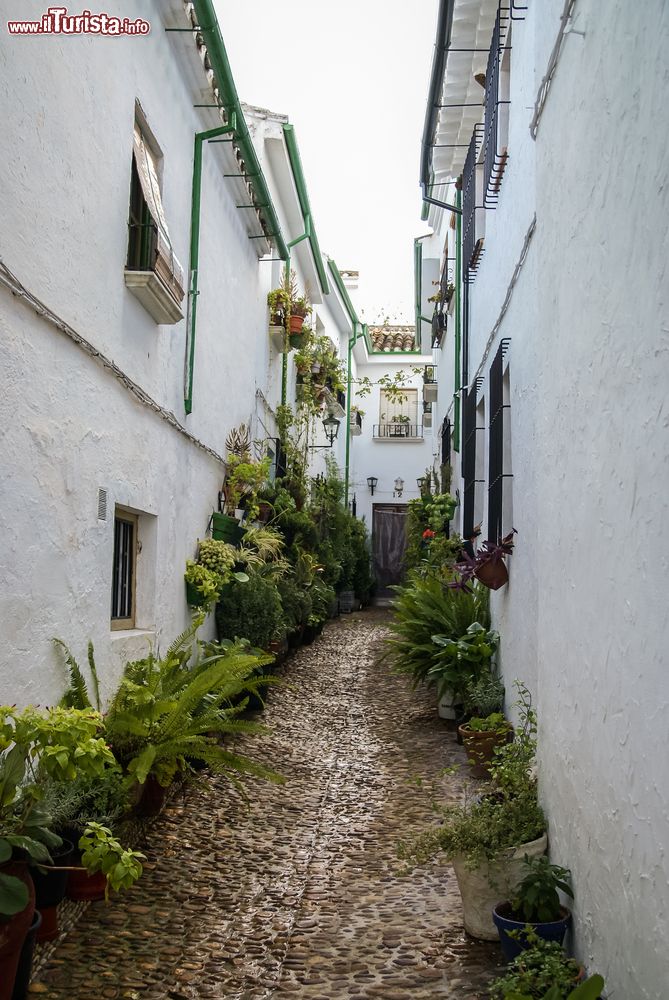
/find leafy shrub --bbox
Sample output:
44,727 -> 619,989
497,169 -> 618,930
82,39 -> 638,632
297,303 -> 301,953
216,572 -> 284,649
384,574 -> 490,688
277,575 -> 312,632
488,932 -> 583,999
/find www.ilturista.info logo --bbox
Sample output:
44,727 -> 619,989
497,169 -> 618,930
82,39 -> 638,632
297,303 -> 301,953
7,7 -> 150,35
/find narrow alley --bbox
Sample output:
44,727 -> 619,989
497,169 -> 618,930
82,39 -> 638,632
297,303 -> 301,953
31,612 -> 500,1000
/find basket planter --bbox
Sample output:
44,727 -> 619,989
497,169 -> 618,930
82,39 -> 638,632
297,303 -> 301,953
0,864 -> 36,1000
11,909 -> 41,1000
338,590 -> 355,614
459,724 -> 513,778
475,559 -> 509,590
492,902 -> 572,962
212,512 -> 245,545
452,833 -> 547,940
269,324 -> 287,353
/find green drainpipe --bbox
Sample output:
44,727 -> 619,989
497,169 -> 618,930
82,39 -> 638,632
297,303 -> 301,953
281,226 -> 313,407
453,185 -> 462,452
185,115 -> 237,415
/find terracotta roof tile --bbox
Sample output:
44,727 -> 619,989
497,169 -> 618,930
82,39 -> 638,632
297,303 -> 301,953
369,325 -> 416,352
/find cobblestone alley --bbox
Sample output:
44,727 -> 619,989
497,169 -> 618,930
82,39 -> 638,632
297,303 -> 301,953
31,611 -> 500,999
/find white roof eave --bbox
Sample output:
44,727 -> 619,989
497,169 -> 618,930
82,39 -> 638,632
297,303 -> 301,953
431,0 -> 499,183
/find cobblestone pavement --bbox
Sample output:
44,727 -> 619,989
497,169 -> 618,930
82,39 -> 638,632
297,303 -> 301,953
31,610 -> 501,999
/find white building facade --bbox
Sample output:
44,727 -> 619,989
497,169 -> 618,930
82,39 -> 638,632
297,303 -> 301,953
0,0 -> 357,706
419,1 -> 669,995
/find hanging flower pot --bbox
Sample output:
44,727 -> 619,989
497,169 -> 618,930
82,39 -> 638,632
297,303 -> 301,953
289,314 -> 304,334
475,559 -> 509,590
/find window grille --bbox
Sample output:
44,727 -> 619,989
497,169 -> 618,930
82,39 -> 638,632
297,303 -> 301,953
111,512 -> 137,627
462,124 -> 484,282
462,385 -> 478,538
483,6 -> 510,207
441,418 -> 452,467
487,340 -> 511,541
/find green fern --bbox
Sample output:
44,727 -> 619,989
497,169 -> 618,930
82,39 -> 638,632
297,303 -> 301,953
54,638 -> 97,710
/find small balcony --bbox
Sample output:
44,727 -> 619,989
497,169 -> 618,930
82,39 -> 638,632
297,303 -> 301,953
373,423 -> 424,441
423,365 -> 438,403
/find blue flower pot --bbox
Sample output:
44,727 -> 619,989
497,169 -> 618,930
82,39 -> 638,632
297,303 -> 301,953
492,902 -> 571,962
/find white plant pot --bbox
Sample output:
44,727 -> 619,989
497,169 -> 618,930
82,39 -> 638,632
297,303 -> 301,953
234,508 -> 245,522
437,689 -> 458,719
452,833 -> 548,940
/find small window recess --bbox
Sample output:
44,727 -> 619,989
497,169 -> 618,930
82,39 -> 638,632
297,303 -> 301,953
111,509 -> 138,630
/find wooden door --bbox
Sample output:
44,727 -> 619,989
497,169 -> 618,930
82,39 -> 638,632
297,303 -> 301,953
372,504 -> 408,595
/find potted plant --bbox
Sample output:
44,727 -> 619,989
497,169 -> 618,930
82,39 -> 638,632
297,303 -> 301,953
184,538 -> 248,610
398,683 -> 547,941
428,622 -> 500,721
389,414 -> 411,437
451,530 -> 516,592
488,931 -> 604,999
459,711 -> 513,779
0,704 -> 132,1000
493,855 -> 573,961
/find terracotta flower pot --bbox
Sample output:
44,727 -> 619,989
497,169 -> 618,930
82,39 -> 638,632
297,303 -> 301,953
459,724 -> 513,778
475,559 -> 508,590
65,863 -> 107,902
289,314 -> 304,334
0,864 -> 36,1000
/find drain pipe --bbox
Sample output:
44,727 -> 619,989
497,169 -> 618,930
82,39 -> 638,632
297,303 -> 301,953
344,322 -> 365,504
281,222 -> 312,407
420,0 -> 461,217
185,115 -> 237,415
453,184 -> 462,451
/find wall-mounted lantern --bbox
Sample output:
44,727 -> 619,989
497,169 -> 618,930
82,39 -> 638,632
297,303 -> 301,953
367,476 -> 378,495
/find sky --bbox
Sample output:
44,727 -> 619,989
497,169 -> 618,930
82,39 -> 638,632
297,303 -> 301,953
215,0 -> 436,325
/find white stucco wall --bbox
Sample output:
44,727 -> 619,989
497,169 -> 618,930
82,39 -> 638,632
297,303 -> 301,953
349,354 -> 435,530
429,1 -> 669,994
0,1 -> 285,705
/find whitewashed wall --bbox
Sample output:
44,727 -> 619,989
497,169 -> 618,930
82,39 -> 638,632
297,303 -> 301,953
349,354 -> 435,529
532,1 -> 669,995
0,1 -> 281,705
432,0 -> 669,994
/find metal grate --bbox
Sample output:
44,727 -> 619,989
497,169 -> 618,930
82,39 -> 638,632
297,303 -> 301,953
373,424 -> 423,440
97,488 -> 108,521
462,385 -> 478,538
487,340 -> 511,541
111,515 -> 135,623
483,6 -> 510,208
462,124 -> 484,283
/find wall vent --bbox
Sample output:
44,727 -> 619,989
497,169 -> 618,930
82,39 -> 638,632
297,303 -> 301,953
97,488 -> 108,521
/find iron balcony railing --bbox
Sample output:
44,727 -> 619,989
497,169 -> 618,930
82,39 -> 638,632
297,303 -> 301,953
373,423 -> 423,440
483,5 -> 510,208
462,124 -> 484,283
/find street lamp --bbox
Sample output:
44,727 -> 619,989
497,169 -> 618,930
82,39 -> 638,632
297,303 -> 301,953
309,413 -> 341,450
367,476 -> 378,495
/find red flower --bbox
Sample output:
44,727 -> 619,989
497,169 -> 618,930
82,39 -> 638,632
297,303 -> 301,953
422,529 -> 435,539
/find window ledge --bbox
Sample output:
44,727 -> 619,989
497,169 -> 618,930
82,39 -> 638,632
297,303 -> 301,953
124,270 -> 184,325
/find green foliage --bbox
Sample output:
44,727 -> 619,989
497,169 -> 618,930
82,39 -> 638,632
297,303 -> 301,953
184,538 -> 248,609
428,623 -> 499,701
488,931 -> 584,999
277,575 -> 312,632
78,822 -> 145,897
511,855 -> 573,923
398,682 -> 545,871
384,574 -> 490,689
216,571 -> 284,650
465,712 -> 510,734
55,638 -> 101,711
105,624 -> 281,791
0,704 -> 118,915
464,672 -> 505,716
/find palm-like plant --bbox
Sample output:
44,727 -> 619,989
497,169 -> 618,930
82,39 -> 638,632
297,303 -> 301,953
384,574 -> 490,688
